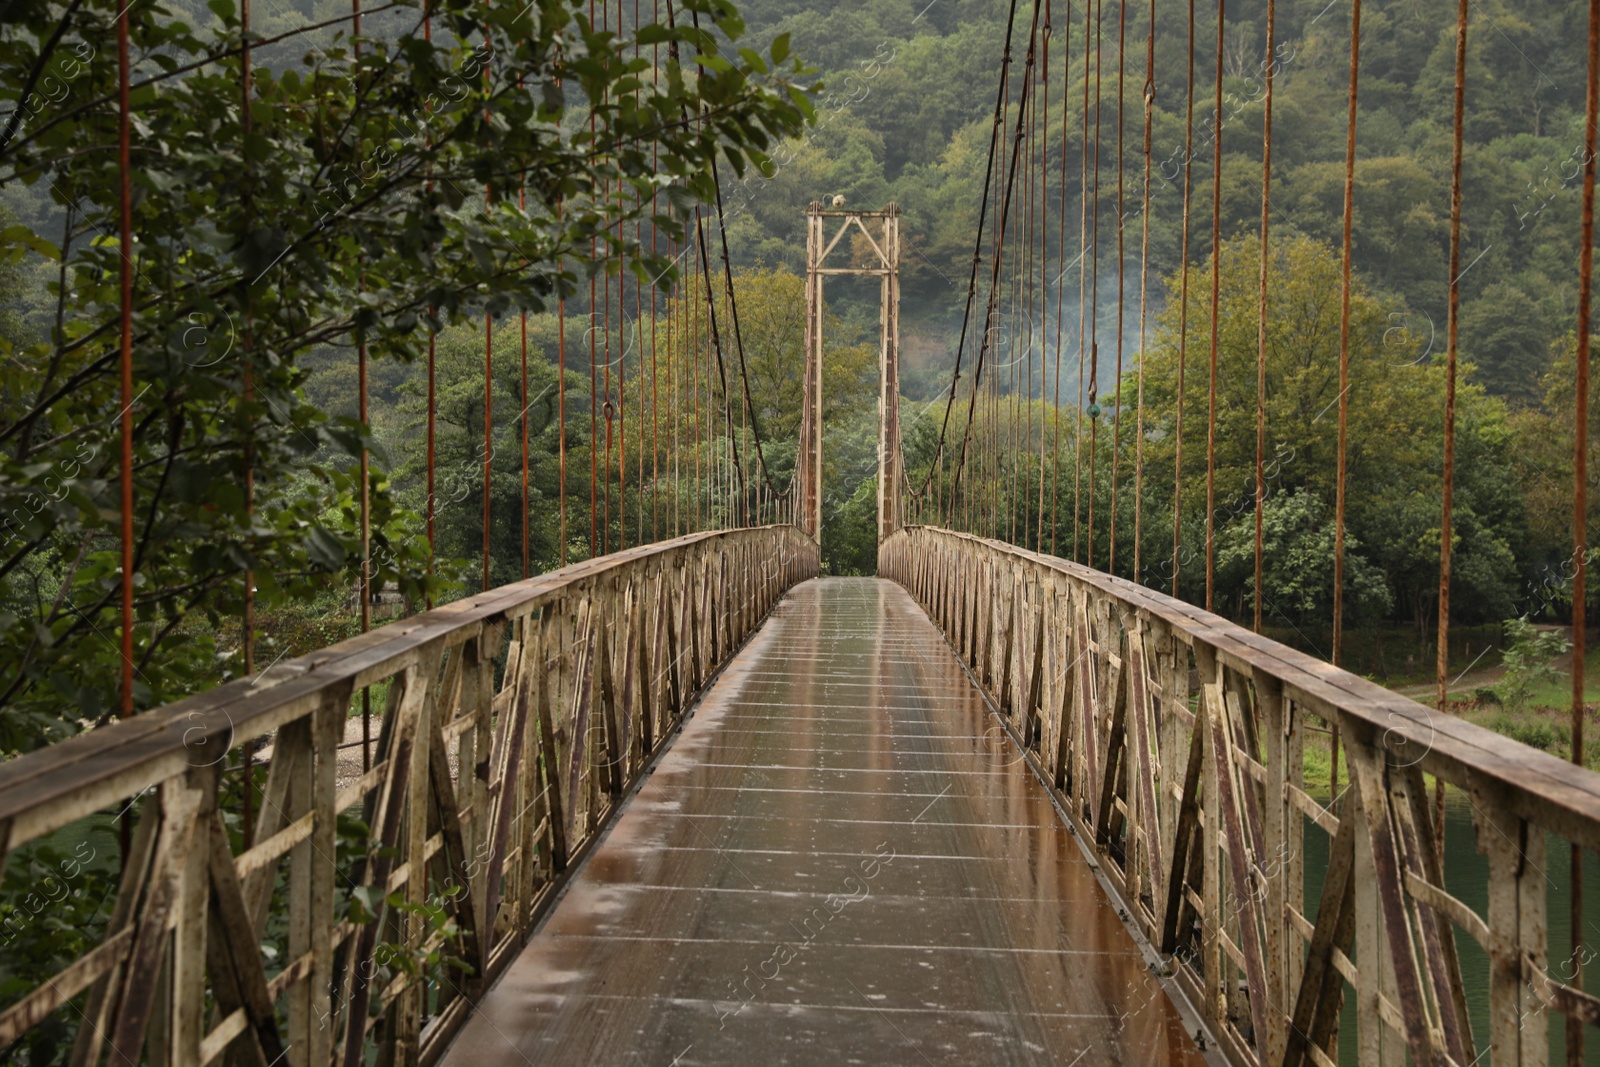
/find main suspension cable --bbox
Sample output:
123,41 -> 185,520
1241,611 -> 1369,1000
949,0 -> 1046,511
901,0 -> 1022,524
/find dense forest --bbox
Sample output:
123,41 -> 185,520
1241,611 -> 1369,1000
1,0 -> 1596,761
1,0 -> 1599,1060
721,0 -> 1596,643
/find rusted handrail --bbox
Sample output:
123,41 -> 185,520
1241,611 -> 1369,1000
882,525 -> 1600,1066
0,526 -> 817,1067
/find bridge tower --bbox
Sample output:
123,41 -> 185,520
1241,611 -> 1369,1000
801,201 -> 901,544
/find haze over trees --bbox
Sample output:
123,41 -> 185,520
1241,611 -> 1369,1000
713,0 -> 1589,638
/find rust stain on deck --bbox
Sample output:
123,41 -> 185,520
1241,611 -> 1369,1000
441,578 -> 1210,1065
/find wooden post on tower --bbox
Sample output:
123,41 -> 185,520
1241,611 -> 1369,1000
876,205 -> 902,541
802,202 -> 824,540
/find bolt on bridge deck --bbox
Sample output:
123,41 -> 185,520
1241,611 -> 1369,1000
440,578 -> 1210,1065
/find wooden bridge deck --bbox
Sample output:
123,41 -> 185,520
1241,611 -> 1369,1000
440,577 -> 1211,1065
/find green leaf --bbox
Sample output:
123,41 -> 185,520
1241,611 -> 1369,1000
1,225 -> 61,262
306,528 -> 349,570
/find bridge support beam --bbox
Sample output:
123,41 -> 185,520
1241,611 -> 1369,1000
801,201 -> 902,546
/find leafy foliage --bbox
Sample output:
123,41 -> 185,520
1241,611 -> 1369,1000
1494,616 -> 1571,710
0,0 -> 812,755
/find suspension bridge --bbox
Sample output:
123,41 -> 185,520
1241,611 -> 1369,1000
2,0 -> 1600,1064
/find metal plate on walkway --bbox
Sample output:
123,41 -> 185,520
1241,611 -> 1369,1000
441,578 -> 1209,1065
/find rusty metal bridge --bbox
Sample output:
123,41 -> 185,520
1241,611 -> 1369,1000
6,521 -> 1600,1066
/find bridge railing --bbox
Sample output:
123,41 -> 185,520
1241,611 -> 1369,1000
882,525 -> 1600,1067
0,526 -> 817,1067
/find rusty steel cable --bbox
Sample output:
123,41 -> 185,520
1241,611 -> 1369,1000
1203,0 -> 1223,614
1052,5 -> 1070,556
482,14 -> 494,588
1017,82 -> 1032,549
1436,0 -> 1467,728
590,264 -> 599,549
1172,0 -> 1195,601
427,313 -> 438,584
1038,2 -> 1053,552
241,0 -> 255,676
1019,113 -> 1028,545
521,277 -> 530,578
1433,0 -> 1470,864
241,0 -> 261,845
692,215 -> 703,530
667,232 -> 678,537
359,349 -> 372,765
1108,0 -> 1127,574
1074,0 -> 1090,562
1331,0 -> 1361,802
1036,1 -> 1052,552
950,0 -> 1043,520
116,0 -> 133,713
424,9 -> 438,594
1025,86 -> 1037,549
1333,0 -> 1360,669
558,241 -> 568,565
589,0 -> 600,552
686,243 -> 695,527
1086,0 -> 1103,571
635,267 -> 644,543
1252,0 -> 1275,633
603,237 -> 613,546
651,1 -> 661,542
634,0 -> 644,546
985,177 -> 998,543
636,15 -> 661,534
354,0 -> 374,771
934,0 -> 1026,521
905,0 -> 1022,527
686,7 -> 767,527
1134,0 -> 1153,586
605,0 -> 617,551
1570,7 -> 1599,1058
1029,34 -> 1042,551
518,118 -> 530,578
116,0 -> 134,867
624,0 -> 636,543
709,160 -> 795,510
483,307 -> 493,587
1013,22 -> 1030,540
987,45 -> 1010,538
693,212 -> 750,523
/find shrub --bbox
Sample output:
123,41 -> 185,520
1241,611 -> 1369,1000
1494,617 -> 1571,710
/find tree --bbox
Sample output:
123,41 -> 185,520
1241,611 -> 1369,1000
1131,233 -> 1524,628
0,0 -> 813,754
1216,489 -> 1391,623
1505,333 -> 1600,619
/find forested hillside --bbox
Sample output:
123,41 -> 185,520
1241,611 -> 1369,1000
713,0 -> 1588,404
1,0 -> 1596,761
700,0 -> 1592,633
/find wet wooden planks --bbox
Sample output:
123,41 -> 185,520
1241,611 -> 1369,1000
438,578 -> 1210,1066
